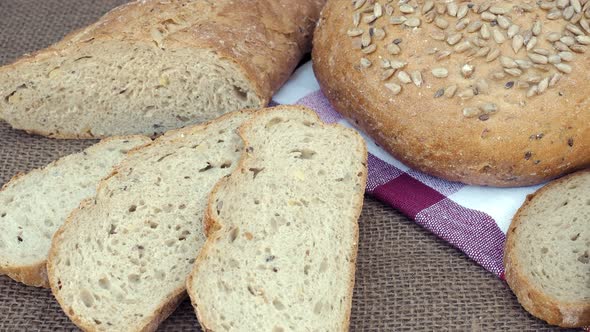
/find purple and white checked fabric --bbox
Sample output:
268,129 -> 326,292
273,62 -> 545,279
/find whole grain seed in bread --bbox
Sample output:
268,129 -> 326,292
0,0 -> 325,139
47,110 -> 252,332
0,136 -> 151,288
187,106 -> 368,331
313,0 -> 590,187
504,169 -> 590,327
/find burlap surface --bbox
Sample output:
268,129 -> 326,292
0,1 -> 571,331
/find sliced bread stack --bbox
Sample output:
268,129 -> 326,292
0,136 -> 150,287
504,169 -> 590,327
47,110 -> 252,331
187,107 -> 368,331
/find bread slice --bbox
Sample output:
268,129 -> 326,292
187,106 -> 368,331
504,169 -> 590,327
0,136 -> 150,288
0,0 -> 325,138
47,110 -> 253,332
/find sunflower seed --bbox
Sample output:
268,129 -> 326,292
548,55 -> 562,64
559,51 -> 574,61
555,63 -> 573,73
381,59 -> 391,68
373,28 -> 386,40
529,53 -> 548,64
507,24 -> 520,38
481,12 -> 497,21
478,2 -> 491,14
445,85 -> 458,97
546,32 -> 561,42
547,8 -> 562,19
360,57 -> 372,68
557,0 -> 569,10
348,28 -> 364,37
447,2 -> 459,16
423,0 -> 435,13
353,13 -> 361,27
515,59 -> 533,69
455,18 -> 470,31
435,17 -> 449,29
381,68 -> 396,81
481,103 -> 498,114
458,88 -> 474,99
436,50 -> 452,60
486,48 -> 501,61
432,67 -> 449,78
480,23 -> 491,39
475,46 -> 491,57
527,85 -> 539,97
564,6 -> 575,20
385,4 -> 395,16
353,0 -> 366,10
576,35 -> 590,44
457,5 -> 469,19
463,107 -> 481,118
533,48 -> 551,56
466,21 -> 483,32
517,81 -> 531,89
560,36 -> 576,46
386,43 -> 401,55
526,75 -> 543,83
390,60 -> 407,69
526,36 -> 538,50
580,18 -> 590,33
447,33 -> 463,45
404,17 -> 421,27
454,41 -> 472,53
390,16 -> 407,24
504,68 -> 523,76
385,83 -> 402,94
374,2 -> 383,17
399,4 -> 415,14
532,20 -> 543,36
431,30 -> 447,41
411,71 -> 423,87
538,77 -> 550,93
549,73 -> 562,87
361,44 -> 377,54
554,41 -> 571,51
500,56 -> 518,68
512,35 -> 524,53
572,0 -> 582,12
397,71 -> 412,84
570,44 -> 588,53
492,72 -> 506,80
363,14 -> 378,23
493,28 -> 506,43
497,15 -> 512,29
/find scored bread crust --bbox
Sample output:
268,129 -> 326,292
0,135 -> 151,288
187,105 -> 368,331
312,0 -> 590,187
504,169 -> 590,328
47,110 -> 255,332
0,0 -> 325,139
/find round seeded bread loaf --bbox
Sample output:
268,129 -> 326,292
313,0 -> 590,187
504,169 -> 589,327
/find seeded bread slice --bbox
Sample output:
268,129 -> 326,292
187,106 -> 368,331
504,169 -> 590,328
0,136 -> 150,288
0,0 -> 325,138
47,110 -> 252,332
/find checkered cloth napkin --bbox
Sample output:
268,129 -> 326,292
274,62 -> 544,278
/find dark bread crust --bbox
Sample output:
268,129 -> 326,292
504,169 -> 590,327
0,0 -> 326,139
188,105 -> 368,331
312,0 -> 590,187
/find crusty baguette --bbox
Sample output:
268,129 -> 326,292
504,169 -> 590,327
187,106 -> 368,331
47,110 -> 253,332
0,0 -> 325,139
0,136 -> 150,288
312,0 -> 590,187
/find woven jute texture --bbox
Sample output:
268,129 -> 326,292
0,1 -> 571,331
